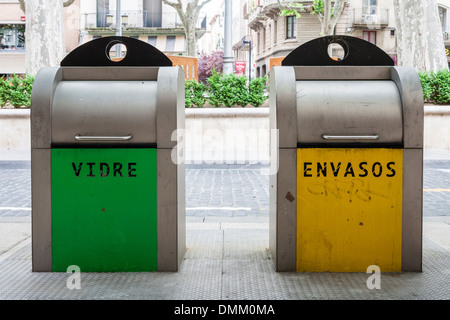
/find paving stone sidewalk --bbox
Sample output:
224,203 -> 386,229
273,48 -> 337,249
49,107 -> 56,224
0,160 -> 449,300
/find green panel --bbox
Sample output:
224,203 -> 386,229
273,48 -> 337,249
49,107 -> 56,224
51,148 -> 157,272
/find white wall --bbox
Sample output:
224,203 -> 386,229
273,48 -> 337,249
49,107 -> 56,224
2,107 -> 450,161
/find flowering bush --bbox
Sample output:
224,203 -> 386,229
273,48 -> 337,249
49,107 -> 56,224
198,51 -> 224,84
0,74 -> 34,108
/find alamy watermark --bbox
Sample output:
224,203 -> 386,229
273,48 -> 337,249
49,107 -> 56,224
66,265 -> 81,290
366,265 -> 381,290
170,125 -> 279,175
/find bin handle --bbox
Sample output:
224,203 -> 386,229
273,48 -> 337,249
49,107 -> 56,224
322,135 -> 379,140
281,35 -> 395,67
60,36 -> 173,67
74,134 -> 133,141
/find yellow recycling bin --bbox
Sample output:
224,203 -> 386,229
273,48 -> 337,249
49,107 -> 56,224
269,36 -> 423,272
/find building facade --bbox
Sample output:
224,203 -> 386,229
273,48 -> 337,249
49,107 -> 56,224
80,0 -> 207,57
0,0 -> 209,77
198,0 -> 251,77
243,0 -> 450,78
0,0 -> 26,75
439,0 -> 450,65
0,0 -> 80,76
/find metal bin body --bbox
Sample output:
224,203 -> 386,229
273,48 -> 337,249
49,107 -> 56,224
31,37 -> 185,272
269,36 -> 423,272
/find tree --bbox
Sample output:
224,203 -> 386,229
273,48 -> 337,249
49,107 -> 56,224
162,0 -> 213,57
18,0 -> 76,76
277,0 -> 346,36
393,0 -> 448,72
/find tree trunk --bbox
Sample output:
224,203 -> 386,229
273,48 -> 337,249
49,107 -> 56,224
162,0 -> 212,57
22,0 -> 66,76
185,22 -> 198,58
184,2 -> 199,57
318,0 -> 346,36
394,0 -> 448,72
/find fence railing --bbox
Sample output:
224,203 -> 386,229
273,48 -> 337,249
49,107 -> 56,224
169,56 -> 198,81
82,11 -> 206,29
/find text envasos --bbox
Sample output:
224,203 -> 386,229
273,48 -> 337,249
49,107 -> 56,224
303,161 -> 397,178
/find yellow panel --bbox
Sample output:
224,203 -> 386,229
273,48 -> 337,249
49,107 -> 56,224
297,148 -> 402,272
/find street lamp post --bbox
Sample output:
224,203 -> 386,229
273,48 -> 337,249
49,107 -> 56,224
243,40 -> 252,84
223,0 -> 233,75
116,0 -> 122,58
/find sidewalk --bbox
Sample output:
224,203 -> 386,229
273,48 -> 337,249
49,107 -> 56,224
0,149 -> 449,300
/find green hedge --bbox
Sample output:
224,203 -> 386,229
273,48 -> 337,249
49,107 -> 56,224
0,74 -> 34,108
419,70 -> 450,105
5,70 -> 450,108
185,70 -> 268,108
0,72 -> 268,109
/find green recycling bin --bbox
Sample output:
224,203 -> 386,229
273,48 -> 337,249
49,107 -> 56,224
31,36 -> 185,272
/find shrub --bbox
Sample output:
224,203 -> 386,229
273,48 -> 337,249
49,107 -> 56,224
248,75 -> 268,107
187,70 -> 268,108
206,70 -> 250,107
0,74 -> 34,108
419,72 -> 433,102
0,77 -> 7,107
185,80 -> 207,108
430,70 -> 450,104
419,70 -> 450,105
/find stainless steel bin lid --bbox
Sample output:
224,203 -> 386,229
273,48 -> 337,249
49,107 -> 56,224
51,81 -> 157,146
296,80 -> 403,145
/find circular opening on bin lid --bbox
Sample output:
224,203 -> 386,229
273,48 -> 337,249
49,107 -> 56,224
106,40 -> 127,62
327,41 -> 349,62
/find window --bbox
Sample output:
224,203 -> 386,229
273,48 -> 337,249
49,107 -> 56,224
363,30 -> 376,45
263,28 -> 266,50
144,0 -> 163,28
257,32 -> 260,53
96,0 -> 110,27
362,0 -> 377,14
286,16 -> 296,39
439,7 -> 447,32
0,24 -> 25,52
274,20 -> 277,44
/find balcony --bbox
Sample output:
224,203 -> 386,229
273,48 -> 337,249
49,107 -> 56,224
352,8 -> 389,29
261,0 -> 313,17
247,5 -> 267,31
82,11 -> 205,30
261,0 -> 311,7
261,0 -> 281,19
81,10 -> 206,40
